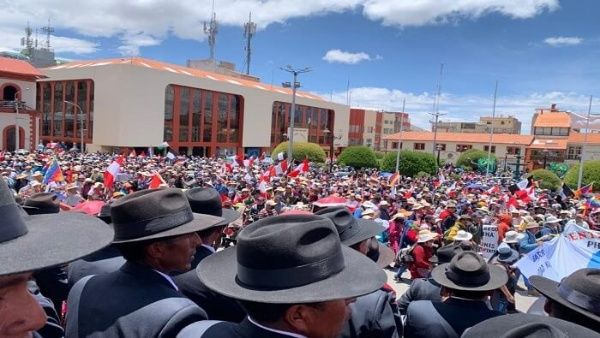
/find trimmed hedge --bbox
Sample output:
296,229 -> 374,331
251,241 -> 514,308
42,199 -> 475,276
456,149 -> 496,171
529,169 -> 561,191
337,146 -> 378,169
381,150 -> 437,177
271,141 -> 326,163
564,160 -> 600,191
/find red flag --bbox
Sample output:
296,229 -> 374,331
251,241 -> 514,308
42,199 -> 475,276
149,172 -> 166,189
103,156 -> 123,188
389,172 -> 400,186
288,158 -> 309,177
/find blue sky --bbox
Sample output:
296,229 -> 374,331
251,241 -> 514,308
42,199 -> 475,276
1,0 -> 599,132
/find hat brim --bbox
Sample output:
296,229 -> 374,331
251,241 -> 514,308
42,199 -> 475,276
431,262 -> 508,292
497,251 -> 520,264
530,275 -> 600,323
112,213 -> 224,244
342,219 -> 385,246
462,313 -> 600,338
217,208 -> 241,226
0,213 -> 113,276
198,245 -> 386,304
374,243 -> 395,268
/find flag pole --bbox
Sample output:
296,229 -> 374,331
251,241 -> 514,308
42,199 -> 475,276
577,95 -> 593,189
486,80 -> 498,177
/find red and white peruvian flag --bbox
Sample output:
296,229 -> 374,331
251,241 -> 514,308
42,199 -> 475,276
149,171 -> 166,189
288,159 -> 309,178
487,185 -> 500,194
274,161 -> 288,176
243,156 -> 255,168
103,156 -> 123,188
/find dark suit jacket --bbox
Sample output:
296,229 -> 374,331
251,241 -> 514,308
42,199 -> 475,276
404,298 -> 503,338
67,245 -> 126,288
65,262 -> 207,338
340,289 -> 401,338
173,269 -> 246,322
397,278 -> 442,315
189,245 -> 214,269
177,318 -> 297,338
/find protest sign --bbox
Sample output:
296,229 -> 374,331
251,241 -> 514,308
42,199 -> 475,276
479,224 -> 498,260
516,223 -> 600,282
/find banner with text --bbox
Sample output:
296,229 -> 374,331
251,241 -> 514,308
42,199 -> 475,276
516,223 -> 600,282
480,225 -> 498,260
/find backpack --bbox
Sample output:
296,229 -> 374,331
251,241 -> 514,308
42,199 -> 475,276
396,244 -> 415,264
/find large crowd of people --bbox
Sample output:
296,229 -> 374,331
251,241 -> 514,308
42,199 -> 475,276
1,149 -> 599,338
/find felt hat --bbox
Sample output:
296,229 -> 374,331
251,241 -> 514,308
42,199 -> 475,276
197,214 -> 386,303
110,188 -> 224,243
315,207 -> 385,246
429,244 -> 463,264
462,313 -> 600,338
496,242 -> 519,264
454,230 -> 473,242
184,187 -> 240,226
503,230 -> 525,244
22,192 -> 60,215
0,178 -> 112,276
417,229 -> 438,243
431,251 -> 508,291
530,268 -> 600,324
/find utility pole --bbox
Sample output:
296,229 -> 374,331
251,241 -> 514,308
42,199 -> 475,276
486,80 -> 498,176
281,66 -> 311,164
577,95 -> 594,189
430,63 -> 444,157
243,12 -> 257,75
395,99 -> 406,174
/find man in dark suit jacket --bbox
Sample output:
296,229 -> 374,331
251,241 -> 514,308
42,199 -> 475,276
174,187 -> 245,322
404,251 -> 506,338
65,189 -> 224,338
67,245 -> 126,287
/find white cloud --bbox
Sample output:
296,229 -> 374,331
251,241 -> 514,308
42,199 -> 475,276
51,36 -> 99,54
544,36 -> 583,47
0,0 -> 558,55
317,87 -> 596,134
323,49 -> 374,64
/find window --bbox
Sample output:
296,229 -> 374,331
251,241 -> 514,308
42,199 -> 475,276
484,145 -> 496,153
456,144 -> 472,152
436,144 -> 446,151
501,121 -> 505,125
367,126 -> 374,133
414,143 -> 425,150
567,146 -> 582,160
391,142 -> 398,149
506,147 -> 521,155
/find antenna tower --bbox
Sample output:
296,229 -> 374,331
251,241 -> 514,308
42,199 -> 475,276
203,1 -> 218,62
21,23 -> 34,51
41,18 -> 54,50
243,12 -> 257,75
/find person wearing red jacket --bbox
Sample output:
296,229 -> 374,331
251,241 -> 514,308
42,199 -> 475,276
409,230 -> 437,279
497,214 -> 512,243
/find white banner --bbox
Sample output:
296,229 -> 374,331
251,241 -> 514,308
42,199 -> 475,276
480,225 -> 498,260
516,223 -> 600,282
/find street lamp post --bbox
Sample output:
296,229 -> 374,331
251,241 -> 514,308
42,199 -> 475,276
64,101 -> 84,152
281,66 -> 311,165
323,128 -> 334,173
542,149 -> 549,169
436,144 -> 442,166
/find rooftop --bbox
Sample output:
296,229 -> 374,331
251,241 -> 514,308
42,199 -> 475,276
0,57 -> 45,79
383,131 -> 534,145
43,57 -> 323,101
533,111 -> 571,128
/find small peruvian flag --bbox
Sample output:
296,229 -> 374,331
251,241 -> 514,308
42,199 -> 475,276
103,156 -> 123,188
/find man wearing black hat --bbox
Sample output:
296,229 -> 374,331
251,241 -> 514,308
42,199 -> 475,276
178,214 -> 387,338
397,245 -> 463,315
0,178 -> 112,338
531,268 -> 600,331
404,251 -> 506,337
65,188 -> 224,338
316,207 -> 401,338
174,187 -> 246,322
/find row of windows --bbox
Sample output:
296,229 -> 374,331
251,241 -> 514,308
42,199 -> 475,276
270,102 -> 333,146
534,127 -> 569,136
567,146 -> 582,160
388,142 -> 521,154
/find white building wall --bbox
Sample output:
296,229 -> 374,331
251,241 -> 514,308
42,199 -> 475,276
388,140 -> 522,164
0,113 -> 31,150
0,78 -> 37,107
41,64 -> 349,149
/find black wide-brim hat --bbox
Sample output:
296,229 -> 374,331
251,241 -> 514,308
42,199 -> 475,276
184,187 -> 240,227
462,313 -> 600,338
431,251 -> 507,292
198,214 -> 386,304
314,207 -> 385,246
367,239 -> 395,268
531,270 -> 600,323
0,212 -> 113,276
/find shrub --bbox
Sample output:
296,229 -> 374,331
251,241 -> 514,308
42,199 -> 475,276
337,146 -> 378,169
456,149 -> 496,171
374,151 -> 385,159
381,150 -> 437,177
416,171 -> 431,179
529,169 -> 561,191
564,160 -> 600,191
271,141 -> 326,163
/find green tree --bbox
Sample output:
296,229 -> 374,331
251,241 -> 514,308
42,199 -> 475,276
529,169 -> 561,191
381,150 -> 437,177
271,141 -> 326,163
564,160 -> 600,191
337,146 -> 378,169
456,149 -> 496,171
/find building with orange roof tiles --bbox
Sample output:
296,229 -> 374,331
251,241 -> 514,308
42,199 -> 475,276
39,57 -> 349,157
0,57 -> 46,151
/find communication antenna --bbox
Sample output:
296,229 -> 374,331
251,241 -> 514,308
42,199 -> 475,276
203,0 -> 218,62
21,22 -> 34,51
41,17 -> 54,50
243,12 -> 257,75
35,28 -> 39,48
